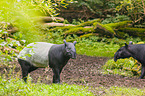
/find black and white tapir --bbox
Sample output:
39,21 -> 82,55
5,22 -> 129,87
18,40 -> 77,83
114,41 -> 145,79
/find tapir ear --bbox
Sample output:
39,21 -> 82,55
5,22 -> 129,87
73,41 -> 77,45
125,43 -> 128,48
129,41 -> 133,45
63,39 -> 67,46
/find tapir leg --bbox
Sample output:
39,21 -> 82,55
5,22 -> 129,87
52,65 -> 65,83
139,65 -> 145,79
52,68 -> 60,83
18,59 -> 38,82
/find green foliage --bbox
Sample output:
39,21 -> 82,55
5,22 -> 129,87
118,27 -> 145,40
119,27 -> 145,33
72,19 -> 83,25
77,19 -> 101,27
106,21 -> 131,29
0,77 -> 93,96
93,22 -> 115,37
79,33 -> 95,38
0,0 -> 44,43
102,58 -> 141,77
102,15 -> 130,24
74,0 -> 117,15
95,86 -> 145,96
0,37 -> 25,64
116,0 -> 145,23
46,32 -> 64,44
104,86 -> 145,96
76,36 -> 120,57
64,27 -> 94,34
0,0 -> 72,43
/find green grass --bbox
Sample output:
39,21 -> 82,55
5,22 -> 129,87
0,76 -> 93,96
104,86 -> 145,96
95,86 -> 145,96
76,41 -> 119,57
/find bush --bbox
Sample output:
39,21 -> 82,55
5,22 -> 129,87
102,14 -> 130,24
102,58 -> 141,77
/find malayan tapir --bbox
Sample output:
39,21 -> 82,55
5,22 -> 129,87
114,41 -> 145,79
18,40 -> 77,83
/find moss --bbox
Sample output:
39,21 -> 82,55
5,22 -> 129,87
77,19 -> 101,27
115,31 -> 126,38
93,22 -> 115,37
79,33 -> 96,38
64,27 -> 95,34
119,27 -> 145,32
49,26 -> 75,32
137,42 -> 144,44
118,28 -> 145,39
48,19 -> 101,34
103,25 -> 115,34
106,21 -> 132,28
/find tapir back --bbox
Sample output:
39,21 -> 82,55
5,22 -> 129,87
129,44 -> 145,54
18,42 -> 54,67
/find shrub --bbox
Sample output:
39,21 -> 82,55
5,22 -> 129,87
102,14 -> 130,24
102,58 -> 141,77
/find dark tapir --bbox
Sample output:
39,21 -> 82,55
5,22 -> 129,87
18,40 -> 77,83
114,41 -> 145,79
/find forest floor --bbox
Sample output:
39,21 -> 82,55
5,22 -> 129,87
1,54 -> 145,95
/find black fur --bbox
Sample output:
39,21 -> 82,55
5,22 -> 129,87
114,42 -> 145,79
18,59 -> 38,82
18,40 -> 76,83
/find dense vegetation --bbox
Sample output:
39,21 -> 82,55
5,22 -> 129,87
0,0 -> 145,95
0,77 -> 93,96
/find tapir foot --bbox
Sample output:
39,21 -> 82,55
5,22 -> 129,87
139,76 -> 144,79
53,82 -> 62,84
53,80 -> 60,83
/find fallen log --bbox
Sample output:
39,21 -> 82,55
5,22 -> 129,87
93,21 -> 132,38
118,27 -> 145,40
105,21 -> 132,28
43,17 -> 64,22
64,27 -> 95,35
94,22 -> 115,37
44,22 -> 75,27
33,16 -> 64,23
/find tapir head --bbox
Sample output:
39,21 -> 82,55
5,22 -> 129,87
63,40 -> 77,59
114,41 -> 133,62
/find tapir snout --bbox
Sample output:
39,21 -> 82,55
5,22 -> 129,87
71,52 -> 76,59
114,52 -> 118,62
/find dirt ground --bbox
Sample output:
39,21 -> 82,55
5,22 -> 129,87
1,54 -> 145,95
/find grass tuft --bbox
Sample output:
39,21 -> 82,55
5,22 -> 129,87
0,76 -> 93,96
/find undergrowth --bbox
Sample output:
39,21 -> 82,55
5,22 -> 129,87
76,40 -> 119,57
0,76 -> 93,96
95,86 -> 145,96
102,58 -> 141,77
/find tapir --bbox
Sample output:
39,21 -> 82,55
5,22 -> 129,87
114,41 -> 145,79
18,40 -> 77,83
